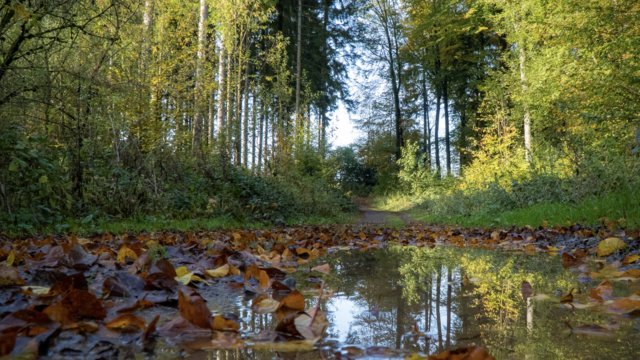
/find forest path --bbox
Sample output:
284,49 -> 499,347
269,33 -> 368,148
354,197 -> 417,226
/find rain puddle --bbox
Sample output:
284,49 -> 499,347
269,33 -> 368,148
145,246 -> 640,359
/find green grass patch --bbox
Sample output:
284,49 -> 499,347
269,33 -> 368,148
407,188 -> 640,229
369,194 -> 415,212
2,211 -> 357,238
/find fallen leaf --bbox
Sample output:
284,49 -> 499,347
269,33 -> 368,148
620,269 -> 640,278
117,245 -> 138,264
6,250 -> 15,266
0,265 -> 24,286
562,252 -> 581,268
259,270 -> 270,290
596,237 -> 626,257
622,254 -> 640,265
606,297 -> 640,314
560,289 -> 574,304
206,264 -> 230,278
142,314 -> 160,350
106,313 -> 146,333
0,329 -> 17,356
178,289 -> 212,329
589,280 -> 613,302
279,290 -> 305,311
294,311 -> 328,340
211,314 -> 240,332
21,286 -> 51,296
253,297 -> 281,314
311,263 -> 331,274
175,266 -> 204,285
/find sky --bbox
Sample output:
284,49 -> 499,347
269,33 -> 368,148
329,101 -> 362,148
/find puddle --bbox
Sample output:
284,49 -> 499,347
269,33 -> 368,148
58,246 -> 640,359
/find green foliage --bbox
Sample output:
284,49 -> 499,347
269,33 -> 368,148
325,146 -> 376,196
397,140 -> 437,195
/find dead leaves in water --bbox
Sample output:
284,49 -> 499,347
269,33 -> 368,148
0,223 -> 637,357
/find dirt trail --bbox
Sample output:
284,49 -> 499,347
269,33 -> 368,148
354,198 -> 416,225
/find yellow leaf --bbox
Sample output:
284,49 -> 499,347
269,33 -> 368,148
623,254 -> 640,265
597,237 -> 626,257
6,250 -> 15,266
117,246 -> 138,264
175,266 -> 190,277
205,264 -> 230,278
175,266 -> 203,285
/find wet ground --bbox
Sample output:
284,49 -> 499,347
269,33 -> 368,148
143,247 -> 640,359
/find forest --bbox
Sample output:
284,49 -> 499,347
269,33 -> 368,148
1,0 -> 639,232
0,0 -> 639,358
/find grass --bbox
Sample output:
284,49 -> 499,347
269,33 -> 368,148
2,211 -> 357,238
406,188 -> 640,229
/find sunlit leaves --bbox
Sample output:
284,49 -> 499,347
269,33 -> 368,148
596,237 -> 626,257
106,314 -> 146,333
205,264 -> 230,278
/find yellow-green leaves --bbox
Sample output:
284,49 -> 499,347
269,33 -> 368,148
596,237 -> 626,257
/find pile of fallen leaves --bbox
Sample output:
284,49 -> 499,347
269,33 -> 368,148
0,224 -> 638,358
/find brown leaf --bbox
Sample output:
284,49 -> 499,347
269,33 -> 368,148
561,252 -> 581,268
0,265 -> 24,286
521,281 -> 533,301
142,314 -> 160,345
50,273 -> 88,295
44,289 -> 106,325
0,329 -> 17,356
589,280 -> 613,302
258,270 -> 270,290
560,289 -> 574,304
211,314 -> 240,332
106,314 -> 146,333
178,288 -> 211,329
620,269 -> 640,278
428,345 -> 495,360
606,297 -> 640,314
279,290 -> 305,311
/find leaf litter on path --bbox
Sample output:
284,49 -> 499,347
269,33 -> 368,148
0,223 -> 638,358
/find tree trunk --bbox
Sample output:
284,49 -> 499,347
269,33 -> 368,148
422,69 -> 430,166
295,0 -> 303,134
192,0 -> 207,154
435,266 -> 443,351
519,45 -> 532,163
444,79 -> 451,176
252,84 -> 257,170
243,70 -> 250,167
446,267 -> 452,347
434,91 -> 441,175
216,37 -> 226,143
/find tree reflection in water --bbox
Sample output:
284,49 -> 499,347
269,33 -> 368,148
154,246 -> 640,359
323,246 -> 640,359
